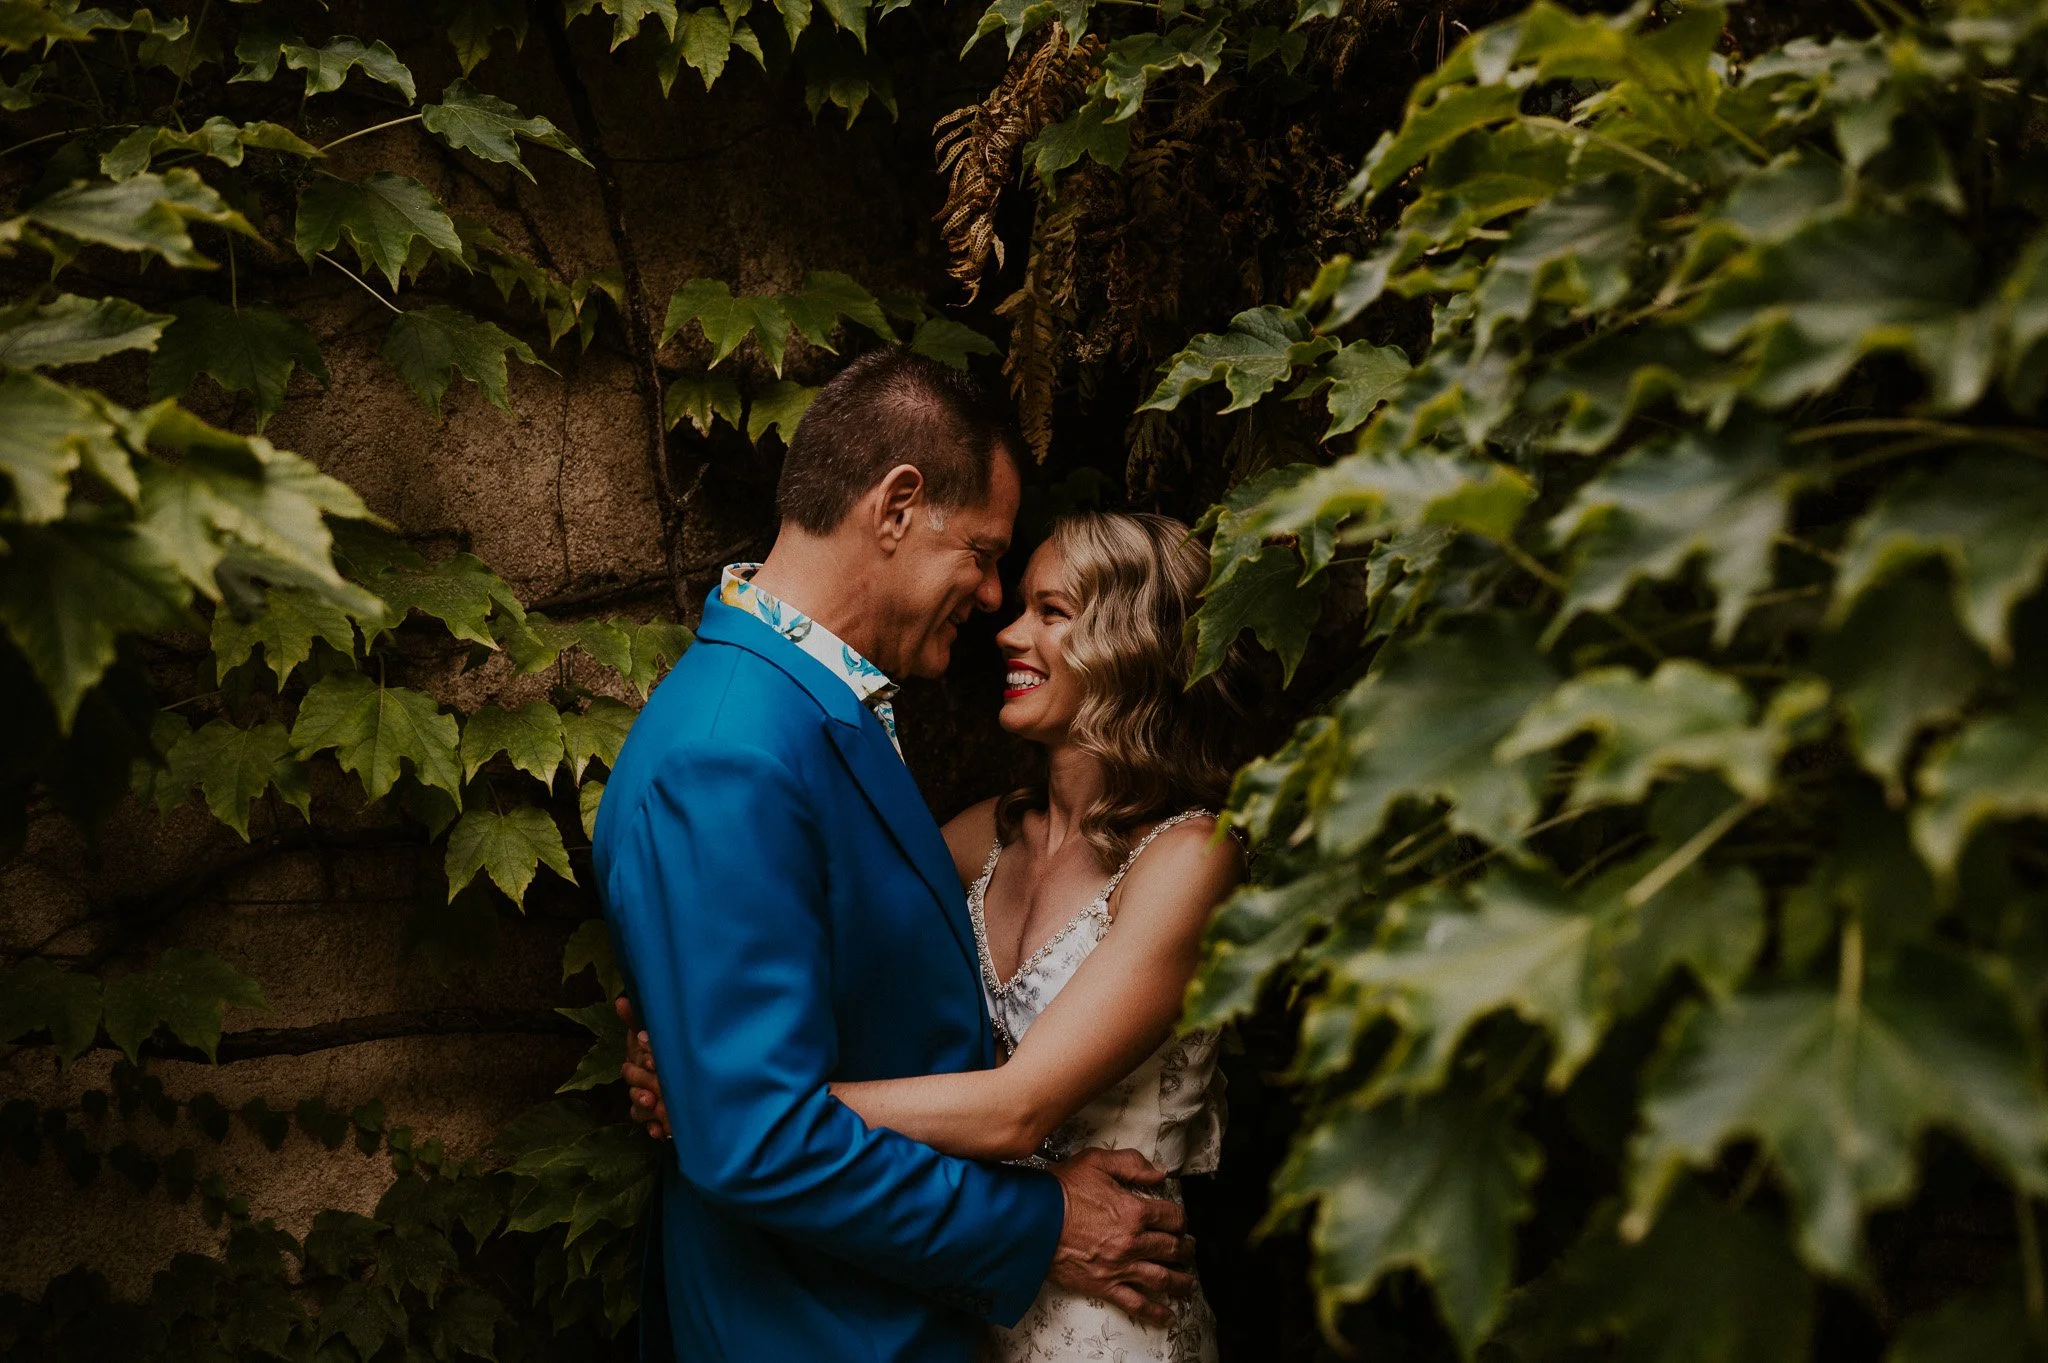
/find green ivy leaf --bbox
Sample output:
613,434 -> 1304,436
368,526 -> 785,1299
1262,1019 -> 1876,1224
290,671 -> 463,803
459,701 -> 565,783
563,918 -> 623,997
1273,1071 -> 1539,1352
579,778 -> 604,839
1817,568 -> 1990,798
444,0 -> 529,73
424,1287 -> 506,1361
1516,1185 -> 1814,1363
661,8 -> 745,91
1630,946 -> 2048,1275
0,294 -> 170,369
1141,305 -> 1336,414
382,306 -> 543,417
421,80 -> 590,179
210,586 -> 357,688
800,36 -> 895,124
784,270 -> 895,346
0,958 -> 102,1059
149,299 -> 329,428
562,697 -> 636,780
1318,612 -> 1557,855
0,369 -> 128,522
1185,864 -> 1359,1028
1498,661 -> 1790,808
661,279 -> 790,372
1342,870 -> 1603,1094
1098,19 -> 1226,121
1472,174 -> 1640,346
365,551 -> 524,648
295,173 -> 463,291
166,718 -> 310,838
280,36 -> 417,101
102,948 -> 268,1063
908,317 -> 998,370
1023,100 -> 1131,189
1191,544 -> 1324,686
592,0 -> 679,49
1353,83 -> 1525,204
555,999 -> 626,1091
1290,341 -> 1411,439
1548,419 -> 1809,647
0,518 -> 189,731
0,1 -> 90,49
1912,704 -> 2048,878
965,0 -> 1083,56
446,805 -> 576,904
1832,454 -> 2048,663
663,371 -> 743,435
100,118 -> 319,180
7,168 -> 253,270
746,379 -> 819,444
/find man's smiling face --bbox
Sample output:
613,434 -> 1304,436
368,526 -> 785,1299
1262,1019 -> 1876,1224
874,444 -> 1019,680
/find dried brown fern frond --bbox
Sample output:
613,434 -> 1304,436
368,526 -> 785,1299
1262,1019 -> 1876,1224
996,192 -> 1084,461
934,26 -> 1100,302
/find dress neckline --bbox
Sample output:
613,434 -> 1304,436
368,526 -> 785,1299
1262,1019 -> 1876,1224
967,808 -> 1211,999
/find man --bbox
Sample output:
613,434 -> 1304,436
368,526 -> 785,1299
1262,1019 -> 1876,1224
592,348 -> 1192,1362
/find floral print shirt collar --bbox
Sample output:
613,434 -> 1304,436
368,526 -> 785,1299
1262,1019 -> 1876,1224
719,563 -> 902,758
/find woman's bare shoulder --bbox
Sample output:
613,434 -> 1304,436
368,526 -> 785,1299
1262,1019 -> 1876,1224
940,797 -> 1001,886
1115,813 -> 1244,918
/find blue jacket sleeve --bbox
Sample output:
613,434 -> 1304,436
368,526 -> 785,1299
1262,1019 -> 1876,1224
603,739 -> 1064,1325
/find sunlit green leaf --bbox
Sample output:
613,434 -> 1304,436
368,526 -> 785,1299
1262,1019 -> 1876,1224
446,805 -> 575,904
0,294 -> 170,369
290,671 -> 463,803
460,701 -> 565,783
295,173 -> 463,291
421,80 -> 590,179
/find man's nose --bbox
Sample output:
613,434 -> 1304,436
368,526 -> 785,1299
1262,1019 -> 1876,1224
975,567 -> 1004,612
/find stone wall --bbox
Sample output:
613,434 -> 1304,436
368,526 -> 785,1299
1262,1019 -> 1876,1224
0,5 -> 1028,1301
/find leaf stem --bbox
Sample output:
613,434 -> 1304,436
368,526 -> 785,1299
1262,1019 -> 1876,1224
167,0 -> 211,133
1623,797 -> 1759,910
1,123 -> 139,159
2021,1193 -> 2047,1329
319,253 -> 403,315
1499,538 -> 1566,593
1794,417 -> 2048,452
318,113 -> 424,155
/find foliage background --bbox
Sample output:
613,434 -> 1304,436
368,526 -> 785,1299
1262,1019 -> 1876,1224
7,0 -> 2048,1360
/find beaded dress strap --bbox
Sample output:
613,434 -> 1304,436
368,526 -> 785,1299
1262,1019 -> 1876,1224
1095,808 -> 1213,910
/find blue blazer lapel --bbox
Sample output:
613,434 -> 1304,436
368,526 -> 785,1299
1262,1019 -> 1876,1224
694,596 -> 980,975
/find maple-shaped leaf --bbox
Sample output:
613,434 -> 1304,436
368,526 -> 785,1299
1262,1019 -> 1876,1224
660,7 -> 762,91
1353,82 -> 1525,204
8,168 -> 254,270
295,173 -> 463,291
0,518 -> 190,731
290,671 -> 463,802
746,379 -> 819,444
1098,19 -> 1226,120
1832,454 -> 2048,663
1498,661 -> 1802,807
0,293 -> 170,369
1290,340 -> 1410,439
1022,101 -> 1130,190
460,700 -> 565,783
592,0 -> 678,49
1184,864 -> 1360,1028
562,697 -> 636,780
165,718 -> 311,839
211,586 -> 357,689
800,34 -> 895,124
1629,946 -> 2048,1275
1339,870 -> 1605,1095
1817,567 -> 1990,799
1548,419 -> 1809,647
149,299 -> 330,428
382,306 -> 543,417
423,1289 -> 506,1362
1141,306 -> 1336,414
1243,448 -> 1534,555
661,279 -> 789,372
579,778 -> 605,839
1690,213 -> 1994,413
1192,544 -> 1324,686
1517,1186 -> 1814,1363
908,317 -> 998,370
620,618 -> 693,694
421,80 -> 590,179
100,118 -> 320,180
279,37 -> 417,101
664,371 -> 742,435
1318,612 -> 1557,855
0,1 -> 91,50
102,948 -> 268,1063
445,805 -> 575,904
442,0 -> 528,71
1471,174 -> 1640,347
556,999 -> 627,1091
0,368 -> 129,522
965,0 -> 1085,55
1529,324 -> 1742,456
0,958 -> 102,1060
364,551 -> 524,648
782,270 -> 895,348
1912,704 -> 2048,878
1273,1070 -> 1539,1353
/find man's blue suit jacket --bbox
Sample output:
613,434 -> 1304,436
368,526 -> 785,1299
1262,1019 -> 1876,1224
591,593 -> 1066,1362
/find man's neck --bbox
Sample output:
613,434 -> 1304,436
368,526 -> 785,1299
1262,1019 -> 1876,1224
746,531 -> 885,666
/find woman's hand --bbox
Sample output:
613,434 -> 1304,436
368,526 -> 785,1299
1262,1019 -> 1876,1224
616,996 -> 671,1140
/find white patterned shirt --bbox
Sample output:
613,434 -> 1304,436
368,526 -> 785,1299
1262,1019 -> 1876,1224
718,563 -> 903,758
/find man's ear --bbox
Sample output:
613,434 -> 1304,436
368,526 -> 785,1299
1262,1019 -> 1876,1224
871,463 -> 925,552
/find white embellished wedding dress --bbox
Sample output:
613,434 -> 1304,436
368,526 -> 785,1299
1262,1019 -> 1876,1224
966,809 -> 1225,1363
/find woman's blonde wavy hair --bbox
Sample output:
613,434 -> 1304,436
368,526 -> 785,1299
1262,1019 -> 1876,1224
995,511 -> 1258,867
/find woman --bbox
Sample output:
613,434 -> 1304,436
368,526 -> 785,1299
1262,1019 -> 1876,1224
626,511 -> 1255,1362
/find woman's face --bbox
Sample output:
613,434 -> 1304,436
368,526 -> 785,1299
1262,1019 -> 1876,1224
995,540 -> 1084,744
